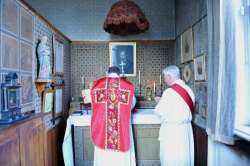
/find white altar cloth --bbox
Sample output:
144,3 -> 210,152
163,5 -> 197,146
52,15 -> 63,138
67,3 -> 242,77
62,109 -> 160,166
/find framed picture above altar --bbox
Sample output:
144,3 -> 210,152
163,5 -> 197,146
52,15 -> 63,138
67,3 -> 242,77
109,42 -> 136,77
53,36 -> 64,76
54,86 -> 64,118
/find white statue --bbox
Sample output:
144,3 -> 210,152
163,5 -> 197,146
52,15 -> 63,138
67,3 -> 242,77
37,36 -> 52,79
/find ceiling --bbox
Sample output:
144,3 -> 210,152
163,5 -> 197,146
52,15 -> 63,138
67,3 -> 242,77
23,0 -> 175,41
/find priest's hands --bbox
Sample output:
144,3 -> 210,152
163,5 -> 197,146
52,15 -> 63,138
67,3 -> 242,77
154,96 -> 162,103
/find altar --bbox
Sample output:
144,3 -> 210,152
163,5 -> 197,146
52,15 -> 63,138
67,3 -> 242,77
63,109 -> 161,166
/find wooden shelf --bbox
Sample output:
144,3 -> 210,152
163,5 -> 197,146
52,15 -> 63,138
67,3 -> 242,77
35,79 -> 56,97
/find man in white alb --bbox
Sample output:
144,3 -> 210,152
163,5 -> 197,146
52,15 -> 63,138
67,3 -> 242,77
155,65 -> 195,166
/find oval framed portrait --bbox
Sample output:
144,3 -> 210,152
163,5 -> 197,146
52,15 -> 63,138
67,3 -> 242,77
182,64 -> 192,84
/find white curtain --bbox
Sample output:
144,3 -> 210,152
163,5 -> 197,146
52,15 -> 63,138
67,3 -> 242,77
206,0 -> 236,145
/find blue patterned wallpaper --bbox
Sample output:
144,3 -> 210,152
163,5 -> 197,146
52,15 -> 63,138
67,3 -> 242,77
23,0 -> 175,41
175,0 -> 207,38
175,0 -> 208,128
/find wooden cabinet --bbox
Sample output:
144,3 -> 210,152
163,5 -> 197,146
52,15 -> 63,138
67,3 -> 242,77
0,114 -> 47,166
133,128 -> 160,160
47,122 -> 65,166
192,123 -> 208,166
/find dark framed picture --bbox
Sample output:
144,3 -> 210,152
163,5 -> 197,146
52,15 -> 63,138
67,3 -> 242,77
1,33 -> 19,70
20,8 -> 33,42
181,27 -> 193,63
54,86 -> 64,118
109,42 -> 136,77
20,41 -> 33,72
1,0 -> 19,36
53,36 -> 64,76
42,90 -> 54,114
8,89 -> 18,109
201,106 -> 207,119
195,102 -> 199,114
20,74 -> 34,113
194,54 -> 206,81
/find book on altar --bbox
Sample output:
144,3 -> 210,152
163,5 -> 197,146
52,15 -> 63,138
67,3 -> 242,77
81,89 -> 91,104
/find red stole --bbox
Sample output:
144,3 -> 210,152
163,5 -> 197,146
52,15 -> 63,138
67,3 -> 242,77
91,77 -> 134,152
170,84 -> 194,113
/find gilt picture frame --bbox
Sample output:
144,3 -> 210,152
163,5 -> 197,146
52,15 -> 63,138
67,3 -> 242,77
53,36 -> 64,76
109,42 -> 136,77
54,86 -> 64,118
42,90 -> 54,114
194,54 -> 206,81
181,27 -> 193,63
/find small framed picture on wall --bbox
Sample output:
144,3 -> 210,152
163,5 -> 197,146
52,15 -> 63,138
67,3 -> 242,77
194,54 -> 206,81
201,106 -> 207,119
54,86 -> 64,118
53,36 -> 64,76
42,90 -> 54,114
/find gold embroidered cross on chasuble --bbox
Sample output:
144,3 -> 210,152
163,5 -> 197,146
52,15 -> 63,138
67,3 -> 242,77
91,77 -> 134,152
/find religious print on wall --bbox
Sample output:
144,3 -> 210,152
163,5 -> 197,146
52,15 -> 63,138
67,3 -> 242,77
54,86 -> 64,118
21,7 -> 33,42
181,27 -> 193,63
53,36 -> 64,76
20,75 -> 33,105
21,42 -> 33,72
1,33 -> 19,70
194,54 -> 206,81
1,0 -> 19,36
182,64 -> 192,84
201,106 -> 207,119
42,90 -> 54,114
109,42 -> 136,77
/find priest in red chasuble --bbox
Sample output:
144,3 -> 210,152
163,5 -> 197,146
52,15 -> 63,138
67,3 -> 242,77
91,66 -> 136,166
155,65 -> 195,166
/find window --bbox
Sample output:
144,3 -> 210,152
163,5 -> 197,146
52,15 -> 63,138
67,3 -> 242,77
235,0 -> 250,141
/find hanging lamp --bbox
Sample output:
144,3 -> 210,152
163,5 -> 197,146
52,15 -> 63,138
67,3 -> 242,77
103,0 -> 149,36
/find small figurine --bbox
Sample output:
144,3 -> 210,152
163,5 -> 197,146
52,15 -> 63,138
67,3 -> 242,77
37,36 -> 52,79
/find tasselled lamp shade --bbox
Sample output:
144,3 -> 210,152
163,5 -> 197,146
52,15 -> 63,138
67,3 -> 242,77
103,0 -> 149,36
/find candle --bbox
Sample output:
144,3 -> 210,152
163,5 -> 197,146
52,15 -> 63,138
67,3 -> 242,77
82,76 -> 85,85
160,75 -> 161,84
139,70 -> 141,84
154,82 -> 155,93
106,72 -> 108,77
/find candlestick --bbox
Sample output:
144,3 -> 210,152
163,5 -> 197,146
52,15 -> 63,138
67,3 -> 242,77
139,70 -> 141,84
153,82 -> 155,93
82,76 -> 85,89
82,76 -> 84,84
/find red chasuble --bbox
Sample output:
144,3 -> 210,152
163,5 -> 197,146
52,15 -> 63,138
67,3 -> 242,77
91,77 -> 134,152
170,84 -> 194,113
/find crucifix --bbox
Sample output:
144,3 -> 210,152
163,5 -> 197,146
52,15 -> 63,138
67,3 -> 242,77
119,61 -> 126,76
94,78 -> 130,150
